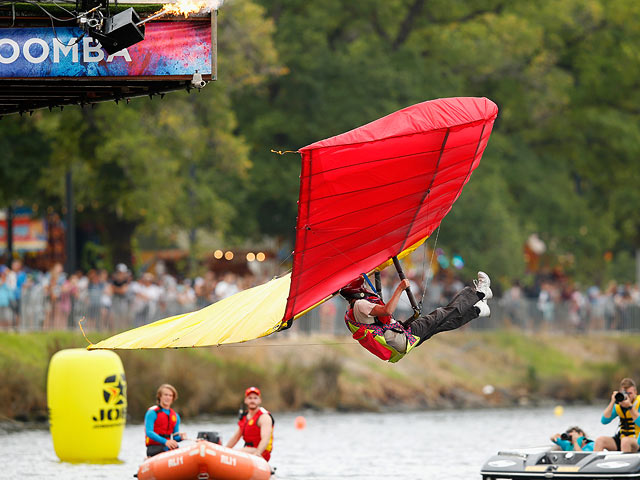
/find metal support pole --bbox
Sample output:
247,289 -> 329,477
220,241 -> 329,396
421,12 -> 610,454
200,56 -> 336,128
65,169 -> 76,274
374,271 -> 382,300
188,163 -> 197,275
392,256 -> 420,327
636,248 -> 640,288
135,10 -> 167,26
211,9 -> 217,80
6,205 -> 13,265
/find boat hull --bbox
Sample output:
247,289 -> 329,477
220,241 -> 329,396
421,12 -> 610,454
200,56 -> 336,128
481,448 -> 640,479
137,441 -> 271,480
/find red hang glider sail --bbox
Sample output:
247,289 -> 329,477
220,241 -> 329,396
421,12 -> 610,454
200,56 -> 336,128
88,96 -> 498,350
283,96 -> 498,325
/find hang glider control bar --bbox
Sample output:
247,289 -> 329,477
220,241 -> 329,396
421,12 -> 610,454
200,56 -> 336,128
392,256 -> 421,328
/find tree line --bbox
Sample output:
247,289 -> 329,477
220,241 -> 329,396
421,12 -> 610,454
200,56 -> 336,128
2,0 -> 638,287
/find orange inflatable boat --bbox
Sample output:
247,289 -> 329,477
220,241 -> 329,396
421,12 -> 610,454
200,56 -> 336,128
136,441 -> 271,480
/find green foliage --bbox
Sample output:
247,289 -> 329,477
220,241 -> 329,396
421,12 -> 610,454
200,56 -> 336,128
2,0 -> 639,284
489,331 -> 579,378
606,251 -> 636,284
233,0 -> 640,283
0,331 -> 86,420
438,163 -> 526,289
0,114 -> 51,205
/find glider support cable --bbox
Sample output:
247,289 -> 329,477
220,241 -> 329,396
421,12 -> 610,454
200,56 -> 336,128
419,223 -> 441,306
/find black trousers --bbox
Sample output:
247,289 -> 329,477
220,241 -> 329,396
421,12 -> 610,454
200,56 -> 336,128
146,444 -> 166,457
409,287 -> 480,345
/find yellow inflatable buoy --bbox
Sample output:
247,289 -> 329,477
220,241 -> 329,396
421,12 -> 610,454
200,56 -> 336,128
47,348 -> 127,462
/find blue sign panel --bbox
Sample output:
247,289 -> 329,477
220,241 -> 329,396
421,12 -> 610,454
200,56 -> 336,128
0,23 -> 212,78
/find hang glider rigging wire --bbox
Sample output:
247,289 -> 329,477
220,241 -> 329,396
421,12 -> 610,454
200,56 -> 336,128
420,224 -> 440,306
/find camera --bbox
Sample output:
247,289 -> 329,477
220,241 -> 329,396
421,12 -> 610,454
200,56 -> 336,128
615,391 -> 628,403
197,431 -> 221,444
560,432 -> 572,441
191,71 -> 207,89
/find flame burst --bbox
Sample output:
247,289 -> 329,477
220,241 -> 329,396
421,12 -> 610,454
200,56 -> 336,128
159,0 -> 223,17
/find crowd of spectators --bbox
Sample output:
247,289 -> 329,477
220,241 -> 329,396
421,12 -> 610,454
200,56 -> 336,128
0,259 -> 639,333
344,269 -> 640,334
499,276 -> 640,332
0,259 -> 268,331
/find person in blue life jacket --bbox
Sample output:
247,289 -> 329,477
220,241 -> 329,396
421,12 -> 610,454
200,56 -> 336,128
595,377 -> 640,452
551,426 -> 594,452
144,383 -> 187,457
340,271 -> 492,363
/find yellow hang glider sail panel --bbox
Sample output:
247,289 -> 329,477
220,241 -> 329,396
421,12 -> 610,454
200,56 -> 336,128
88,238 -> 426,350
88,274 -> 291,349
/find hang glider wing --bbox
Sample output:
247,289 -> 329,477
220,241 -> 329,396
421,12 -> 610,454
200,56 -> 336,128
283,96 -> 498,325
89,97 -> 497,350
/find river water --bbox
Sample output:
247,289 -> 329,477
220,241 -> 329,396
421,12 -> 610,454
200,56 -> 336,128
3,405 -> 612,479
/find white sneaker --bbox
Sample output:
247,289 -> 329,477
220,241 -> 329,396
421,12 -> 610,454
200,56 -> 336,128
473,271 -> 493,300
474,300 -> 490,318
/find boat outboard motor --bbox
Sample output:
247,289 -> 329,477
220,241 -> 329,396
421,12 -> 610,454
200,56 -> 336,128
197,431 -> 221,444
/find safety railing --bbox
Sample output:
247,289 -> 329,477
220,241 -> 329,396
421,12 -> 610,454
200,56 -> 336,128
280,296 -> 640,336
5,288 -> 197,332
2,285 -> 640,335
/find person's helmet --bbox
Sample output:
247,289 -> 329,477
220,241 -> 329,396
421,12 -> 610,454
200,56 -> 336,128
339,276 -> 368,300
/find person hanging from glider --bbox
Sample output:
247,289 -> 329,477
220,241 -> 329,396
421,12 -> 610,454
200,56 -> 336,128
340,269 -> 491,363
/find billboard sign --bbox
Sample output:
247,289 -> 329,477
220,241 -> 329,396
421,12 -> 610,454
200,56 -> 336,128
0,209 -> 47,253
0,21 -> 211,78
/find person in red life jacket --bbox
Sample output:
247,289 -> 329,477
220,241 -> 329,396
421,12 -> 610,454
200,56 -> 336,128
225,387 -> 274,461
144,383 -> 187,457
341,272 -> 492,363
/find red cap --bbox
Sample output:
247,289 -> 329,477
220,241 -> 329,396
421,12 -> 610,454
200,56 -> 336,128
245,386 -> 261,397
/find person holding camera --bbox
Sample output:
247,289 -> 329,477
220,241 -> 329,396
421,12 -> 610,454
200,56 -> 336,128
551,426 -> 594,451
594,377 -> 640,452
144,384 -> 187,457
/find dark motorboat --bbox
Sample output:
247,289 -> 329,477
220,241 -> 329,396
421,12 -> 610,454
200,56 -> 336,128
481,446 -> 640,479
